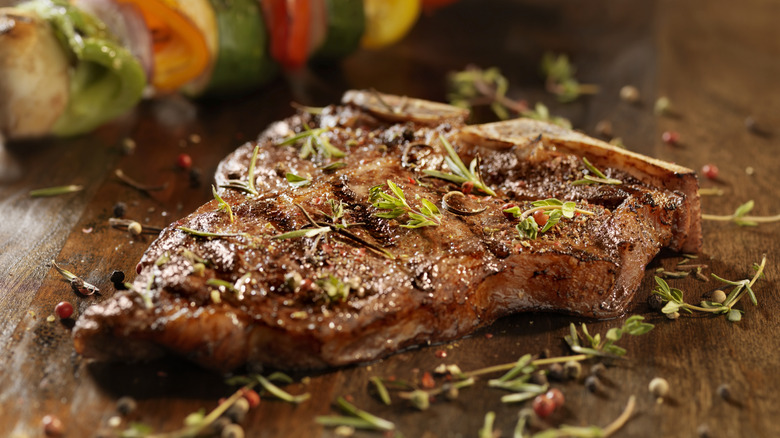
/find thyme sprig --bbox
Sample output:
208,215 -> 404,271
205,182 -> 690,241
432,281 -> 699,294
278,123 -> 345,159
211,185 -> 234,223
504,199 -> 594,239
275,203 -> 395,259
115,169 -> 168,193
220,145 -> 260,196
316,397 -> 395,432
447,65 -> 528,120
51,260 -> 99,295
423,135 -> 497,196
227,372 -> 311,404
512,395 -> 636,438
29,184 -> 83,197
120,385 -> 254,438
702,200 -> 780,226
652,255 -> 767,321
571,157 -> 622,185
541,52 -> 600,102
370,180 -> 442,228
565,316 -> 654,358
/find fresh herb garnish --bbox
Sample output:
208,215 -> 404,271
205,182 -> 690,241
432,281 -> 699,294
447,65 -> 528,120
220,144 -> 260,196
316,397 -> 395,432
29,184 -> 83,197
370,180 -> 442,228
274,226 -> 331,240
321,161 -> 348,172
564,316 -> 654,358
317,274 -> 354,303
520,102 -> 573,129
571,157 -> 622,185
504,199 -> 594,239
285,172 -> 311,188
212,185 -> 234,223
652,255 -> 767,321
423,135 -> 497,196
278,123 -> 345,159
541,52 -> 599,102
702,200 -> 780,226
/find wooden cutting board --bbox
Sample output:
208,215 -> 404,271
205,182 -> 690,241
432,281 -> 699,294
1,0 -> 779,436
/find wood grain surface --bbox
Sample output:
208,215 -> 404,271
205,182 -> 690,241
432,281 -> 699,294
2,0 -> 779,437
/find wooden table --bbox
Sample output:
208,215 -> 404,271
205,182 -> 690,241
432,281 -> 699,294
2,0 -> 779,436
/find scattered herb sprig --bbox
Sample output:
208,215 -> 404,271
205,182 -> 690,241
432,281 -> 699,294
278,123 -> 345,159
370,180 -> 442,228
423,135 -> 497,196
285,172 -> 311,188
447,65 -> 528,120
512,396 -> 636,438
115,169 -> 168,193
316,397 -> 395,432
51,260 -> 99,295
652,255 -> 767,321
177,226 -> 252,240
504,199 -> 594,239
541,52 -> 599,102
571,157 -> 622,185
702,200 -> 780,226
29,184 -> 83,197
565,316 -> 655,358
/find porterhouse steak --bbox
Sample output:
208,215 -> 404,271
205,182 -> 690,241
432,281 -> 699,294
73,91 -> 701,371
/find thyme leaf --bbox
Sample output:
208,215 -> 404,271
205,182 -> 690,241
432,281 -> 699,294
177,226 -> 252,239
370,180 -> 442,228
423,135 -> 497,196
285,172 -> 311,188
274,226 -> 331,240
220,144 -> 260,196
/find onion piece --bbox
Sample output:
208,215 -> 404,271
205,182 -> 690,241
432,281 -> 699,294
73,0 -> 154,80
442,191 -> 488,216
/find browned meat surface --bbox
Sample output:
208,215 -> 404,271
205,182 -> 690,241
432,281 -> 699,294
73,91 -> 701,371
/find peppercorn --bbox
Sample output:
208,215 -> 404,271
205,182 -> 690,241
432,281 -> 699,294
709,289 -> 727,304
701,164 -> 719,180
177,153 -> 193,170
110,270 -> 126,289
42,414 -> 64,436
584,375 -> 601,393
54,301 -> 74,319
127,221 -> 142,236
647,293 -> 665,311
590,363 -> 606,377
648,377 -> 670,399
530,371 -> 549,386
221,424 -> 245,438
662,131 -> 680,145
116,396 -> 137,416
532,394 -> 555,418
564,360 -> 582,380
619,85 -> 640,103
717,383 -> 732,401
595,120 -> 613,138
189,167 -> 203,188
548,363 -> 565,381
113,202 -> 127,218
224,398 -> 250,423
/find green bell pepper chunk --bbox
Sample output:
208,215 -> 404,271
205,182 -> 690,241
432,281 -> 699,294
20,0 -> 146,137
312,0 -> 365,61
200,0 -> 277,97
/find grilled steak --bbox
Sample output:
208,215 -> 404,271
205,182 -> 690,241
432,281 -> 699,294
73,91 -> 701,371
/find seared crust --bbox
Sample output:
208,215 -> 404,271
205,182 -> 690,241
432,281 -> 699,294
73,91 -> 701,371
